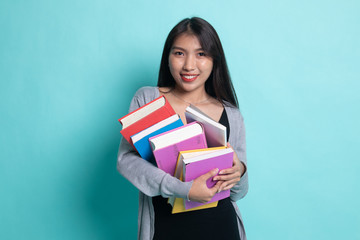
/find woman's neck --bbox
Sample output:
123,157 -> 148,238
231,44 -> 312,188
171,86 -> 210,105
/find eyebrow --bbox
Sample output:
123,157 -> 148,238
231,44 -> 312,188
171,46 -> 204,51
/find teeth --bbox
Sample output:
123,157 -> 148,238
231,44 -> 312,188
183,75 -> 197,79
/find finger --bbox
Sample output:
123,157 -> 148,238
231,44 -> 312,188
219,178 -> 239,192
209,180 -> 222,195
214,180 -> 224,194
218,181 -> 227,192
214,180 -> 224,188
220,159 -> 240,174
224,177 -> 241,187
219,176 -> 241,190
218,167 -> 238,175
222,183 -> 236,191
233,155 -> 240,164
215,173 -> 238,181
216,168 -> 241,180
227,142 -> 241,163
202,168 -> 219,181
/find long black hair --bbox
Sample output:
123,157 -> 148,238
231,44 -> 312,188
157,17 -> 239,108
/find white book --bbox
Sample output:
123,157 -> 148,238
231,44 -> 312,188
185,104 -> 227,147
182,148 -> 233,165
131,114 -> 180,144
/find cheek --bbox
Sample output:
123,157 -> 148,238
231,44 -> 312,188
208,62 -> 214,73
199,61 -> 213,74
168,57 -> 179,72
168,59 -> 179,80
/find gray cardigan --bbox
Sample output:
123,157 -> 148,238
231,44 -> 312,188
117,86 -> 248,240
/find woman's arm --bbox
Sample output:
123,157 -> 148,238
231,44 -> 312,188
229,110 -> 248,201
117,89 -> 192,199
213,142 -> 246,190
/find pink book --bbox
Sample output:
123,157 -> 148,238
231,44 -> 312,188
183,148 -> 234,209
149,122 -> 207,176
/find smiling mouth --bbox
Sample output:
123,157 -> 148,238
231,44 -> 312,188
181,74 -> 199,82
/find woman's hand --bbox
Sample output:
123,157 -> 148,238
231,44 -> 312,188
188,168 -> 223,203
213,143 -> 246,192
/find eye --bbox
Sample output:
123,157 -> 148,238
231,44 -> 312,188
174,51 -> 184,56
198,52 -> 206,57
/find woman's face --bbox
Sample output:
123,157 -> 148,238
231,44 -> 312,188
168,33 -> 213,93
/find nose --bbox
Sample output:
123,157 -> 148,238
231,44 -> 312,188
183,55 -> 196,71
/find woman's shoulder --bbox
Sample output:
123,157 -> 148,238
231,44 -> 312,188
223,101 -> 244,121
133,86 -> 159,98
129,86 -> 160,109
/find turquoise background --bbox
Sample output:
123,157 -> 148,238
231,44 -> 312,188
1,0 -> 359,239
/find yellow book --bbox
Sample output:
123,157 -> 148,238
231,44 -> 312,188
169,147 -> 227,214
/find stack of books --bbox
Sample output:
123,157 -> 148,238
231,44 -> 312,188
169,146 -> 234,214
118,96 -> 183,163
118,97 -> 233,213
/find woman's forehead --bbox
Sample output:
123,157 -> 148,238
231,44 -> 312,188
172,33 -> 203,50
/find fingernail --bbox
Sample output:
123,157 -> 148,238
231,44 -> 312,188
219,170 -> 223,174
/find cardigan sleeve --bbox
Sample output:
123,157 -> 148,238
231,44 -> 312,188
229,107 -> 249,202
117,88 -> 192,198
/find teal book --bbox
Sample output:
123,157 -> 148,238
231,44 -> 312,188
131,114 -> 183,163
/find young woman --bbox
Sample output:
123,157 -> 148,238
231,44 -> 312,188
117,17 -> 248,240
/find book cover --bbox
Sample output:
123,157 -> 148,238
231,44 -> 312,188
169,147 -> 227,214
118,95 -> 176,147
131,115 -> 183,163
173,147 -> 228,186
185,104 -> 227,147
149,122 -> 207,176
183,148 -> 234,209
169,147 -> 223,207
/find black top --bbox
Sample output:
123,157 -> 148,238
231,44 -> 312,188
152,109 -> 240,240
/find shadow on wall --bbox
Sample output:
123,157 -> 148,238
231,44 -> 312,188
86,145 -> 139,239
83,65 -> 156,239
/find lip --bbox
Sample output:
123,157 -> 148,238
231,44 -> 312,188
181,74 -> 199,82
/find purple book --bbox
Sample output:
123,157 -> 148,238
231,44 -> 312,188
149,122 -> 207,176
183,148 -> 234,209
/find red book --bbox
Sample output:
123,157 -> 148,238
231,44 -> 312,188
118,96 -> 176,147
